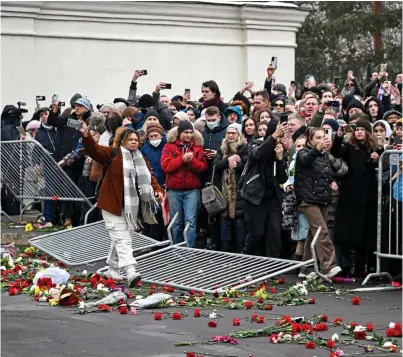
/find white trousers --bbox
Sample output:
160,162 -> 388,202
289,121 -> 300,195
102,209 -> 137,270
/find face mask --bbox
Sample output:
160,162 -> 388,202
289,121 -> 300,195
150,139 -> 162,148
207,121 -> 219,130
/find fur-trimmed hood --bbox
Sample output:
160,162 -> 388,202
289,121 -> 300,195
166,126 -> 204,146
220,137 -> 246,157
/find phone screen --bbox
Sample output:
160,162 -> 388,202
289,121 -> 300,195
17,126 -> 26,136
185,89 -> 191,94
271,56 -> 278,68
164,83 -> 172,90
325,128 -> 333,141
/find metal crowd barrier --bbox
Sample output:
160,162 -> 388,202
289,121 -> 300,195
363,150 -> 402,285
97,213 -> 328,293
28,220 -> 169,266
0,140 -> 93,221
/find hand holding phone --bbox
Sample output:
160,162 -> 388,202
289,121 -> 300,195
140,70 -> 148,76
271,56 -> 278,69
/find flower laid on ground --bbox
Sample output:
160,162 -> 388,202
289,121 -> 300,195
208,312 -> 217,319
326,340 -> 336,349
305,341 -> 316,349
365,323 -> 373,332
119,305 -> 128,314
331,333 -> 339,341
244,301 -> 253,309
232,318 -> 240,326
351,296 -> 361,305
269,334 -> 279,344
251,313 -> 258,321
383,341 -> 397,352
308,297 -> 315,304
130,307 -> 137,315
208,320 -> 217,327
333,318 -> 343,326
315,323 -> 328,331
211,335 -> 238,345
256,316 -> 264,324
319,314 -> 328,322
330,350 -> 345,357
193,309 -> 200,318
270,287 -> 277,293
154,312 -> 163,320
364,345 -> 375,353
172,312 -> 182,320
264,305 -> 273,310
98,304 -> 111,312
354,330 -> 367,340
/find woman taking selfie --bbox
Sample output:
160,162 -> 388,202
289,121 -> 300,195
294,127 -> 342,278
79,122 -> 164,287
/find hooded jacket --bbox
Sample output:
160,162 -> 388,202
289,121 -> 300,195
364,96 -> 384,122
224,106 -> 242,124
161,127 -> 208,190
1,105 -> 20,141
202,115 -> 229,151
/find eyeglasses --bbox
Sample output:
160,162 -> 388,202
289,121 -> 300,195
274,103 -> 285,107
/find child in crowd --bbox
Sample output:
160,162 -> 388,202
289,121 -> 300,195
282,136 -> 308,261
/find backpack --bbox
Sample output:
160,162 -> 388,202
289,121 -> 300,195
201,165 -> 227,217
94,147 -> 118,198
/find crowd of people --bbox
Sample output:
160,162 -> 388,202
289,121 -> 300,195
1,65 -> 402,286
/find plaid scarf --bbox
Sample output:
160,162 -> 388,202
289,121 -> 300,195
121,146 -> 158,230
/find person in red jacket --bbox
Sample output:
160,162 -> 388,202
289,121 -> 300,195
161,120 -> 207,246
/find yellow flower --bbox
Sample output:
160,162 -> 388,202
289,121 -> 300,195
254,288 -> 269,299
49,299 -> 58,306
25,223 -> 33,232
34,286 -> 41,295
24,246 -> 35,254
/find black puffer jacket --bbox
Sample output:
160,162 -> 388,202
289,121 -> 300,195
213,141 -> 248,219
294,146 -> 333,205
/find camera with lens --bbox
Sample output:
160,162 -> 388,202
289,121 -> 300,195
17,101 -> 28,114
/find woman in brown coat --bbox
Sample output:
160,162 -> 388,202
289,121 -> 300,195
80,122 -> 164,287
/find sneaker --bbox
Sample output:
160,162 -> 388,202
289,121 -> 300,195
105,266 -> 124,281
125,266 -> 141,288
37,216 -> 46,223
325,266 -> 342,278
298,271 -> 317,279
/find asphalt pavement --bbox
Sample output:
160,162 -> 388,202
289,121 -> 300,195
2,279 -> 402,357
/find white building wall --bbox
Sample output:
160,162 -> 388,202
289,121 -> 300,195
1,1 -> 308,111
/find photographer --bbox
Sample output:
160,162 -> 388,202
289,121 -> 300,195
49,97 -> 92,226
1,105 -> 21,141
239,120 -> 288,257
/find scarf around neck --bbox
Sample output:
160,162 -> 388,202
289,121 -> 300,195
121,146 -> 158,230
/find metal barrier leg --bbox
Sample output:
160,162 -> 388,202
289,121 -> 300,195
310,226 -> 332,283
84,202 -> 97,225
183,221 -> 190,247
167,212 -> 178,246
19,200 -> 37,222
1,210 -> 14,223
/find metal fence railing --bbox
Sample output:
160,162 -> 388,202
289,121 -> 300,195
363,150 -> 402,285
1,140 -> 93,220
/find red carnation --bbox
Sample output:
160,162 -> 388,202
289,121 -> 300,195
98,304 -> 111,312
8,287 -> 19,296
162,285 -> 174,293
305,341 -> 316,349
333,318 -> 343,326
350,321 -> 358,328
193,309 -> 201,318
208,320 -> 217,327
269,334 -> 279,343
213,291 -> 220,298
277,278 -> 285,284
270,287 -> 277,293
302,323 -> 314,335
315,323 -> 328,331
136,281 -> 143,287
186,353 -> 197,357
257,297 -> 264,304
386,328 -> 402,337
354,331 -> 367,340
251,313 -> 258,321
308,297 -> 315,304
244,301 -> 253,309
52,196 -> 58,201
320,314 -> 328,322
119,305 -> 128,314
264,305 -> 273,310
326,340 -> 335,349
391,281 -> 402,288
154,312 -> 163,320
291,323 -> 302,333
198,292 -> 204,297
256,316 -> 264,323
172,312 -> 182,320
223,298 -> 230,303
232,318 -> 240,326
395,323 -> 402,331
351,296 -> 360,305
179,300 -> 186,306
188,290 -> 196,295
366,323 -> 373,332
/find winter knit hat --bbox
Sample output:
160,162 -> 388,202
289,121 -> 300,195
144,109 -> 160,121
383,109 -> 402,121
322,119 -> 339,132
146,122 -> 164,137
342,94 -> 354,111
178,120 -> 194,136
173,111 -> 189,122
70,93 -> 82,108
272,84 -> 287,96
346,99 -> 365,114
138,94 -> 155,109
26,120 -> 41,131
75,97 -> 91,111
227,123 -> 242,136
355,119 -> 372,133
